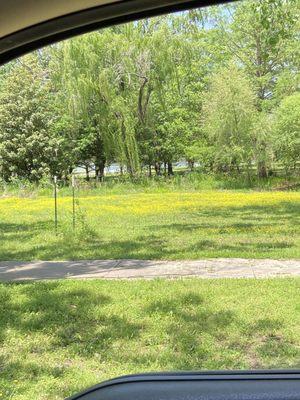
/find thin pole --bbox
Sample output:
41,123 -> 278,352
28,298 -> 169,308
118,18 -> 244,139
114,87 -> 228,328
54,175 -> 58,235
72,174 -> 75,230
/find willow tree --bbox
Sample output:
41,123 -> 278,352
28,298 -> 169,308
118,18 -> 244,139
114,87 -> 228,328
135,16 -> 206,174
131,19 -> 174,174
203,64 -> 257,174
61,30 -> 140,178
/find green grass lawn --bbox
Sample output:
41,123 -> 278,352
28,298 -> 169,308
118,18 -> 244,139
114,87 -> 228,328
0,278 -> 299,399
0,190 -> 299,260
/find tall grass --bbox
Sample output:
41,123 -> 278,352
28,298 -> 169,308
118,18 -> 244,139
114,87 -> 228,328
1,171 -> 299,198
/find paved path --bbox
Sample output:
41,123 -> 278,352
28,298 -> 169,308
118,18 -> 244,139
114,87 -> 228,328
0,259 -> 299,281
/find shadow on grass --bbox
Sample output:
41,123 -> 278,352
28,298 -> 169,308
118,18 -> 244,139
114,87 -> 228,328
0,281 -> 143,395
0,281 -> 299,397
0,221 -> 52,242
0,282 -> 142,357
0,235 -> 172,261
187,240 -> 294,253
142,293 -> 235,369
144,294 -> 299,370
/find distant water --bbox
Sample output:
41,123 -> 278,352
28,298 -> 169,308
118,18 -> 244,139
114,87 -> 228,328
73,161 -> 200,176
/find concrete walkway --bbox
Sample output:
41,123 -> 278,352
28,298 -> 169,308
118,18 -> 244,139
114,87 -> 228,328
0,259 -> 299,281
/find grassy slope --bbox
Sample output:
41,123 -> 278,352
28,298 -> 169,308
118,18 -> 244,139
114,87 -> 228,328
0,278 -> 299,399
0,190 -> 299,260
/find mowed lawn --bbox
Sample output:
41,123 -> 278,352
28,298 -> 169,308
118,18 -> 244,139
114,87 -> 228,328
0,190 -> 299,260
0,279 -> 299,399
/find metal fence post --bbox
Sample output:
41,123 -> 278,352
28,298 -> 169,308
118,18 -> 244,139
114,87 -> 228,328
54,175 -> 58,235
72,174 -> 76,230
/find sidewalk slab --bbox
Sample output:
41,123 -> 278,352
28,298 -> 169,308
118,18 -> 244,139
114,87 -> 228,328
0,259 -> 299,281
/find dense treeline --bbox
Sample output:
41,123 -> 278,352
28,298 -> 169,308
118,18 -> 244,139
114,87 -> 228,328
0,0 -> 299,183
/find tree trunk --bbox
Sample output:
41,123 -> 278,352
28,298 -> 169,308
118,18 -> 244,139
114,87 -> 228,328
127,163 -> 133,177
188,160 -> 194,172
246,163 -> 252,183
257,161 -> 268,178
163,162 -> 167,176
148,164 -> 152,177
95,159 -> 105,182
99,161 -> 105,181
85,165 -> 90,182
154,162 -> 161,176
167,162 -> 173,176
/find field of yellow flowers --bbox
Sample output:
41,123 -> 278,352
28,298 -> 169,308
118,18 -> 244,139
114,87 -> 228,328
0,190 -> 299,260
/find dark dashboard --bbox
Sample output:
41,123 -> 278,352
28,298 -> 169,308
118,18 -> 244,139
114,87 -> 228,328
68,371 -> 300,400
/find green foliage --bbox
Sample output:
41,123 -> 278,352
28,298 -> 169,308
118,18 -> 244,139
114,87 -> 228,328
220,0 -> 299,110
274,93 -> 300,174
203,65 -> 257,172
0,55 -> 59,182
60,30 -> 144,177
0,0 -> 299,182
